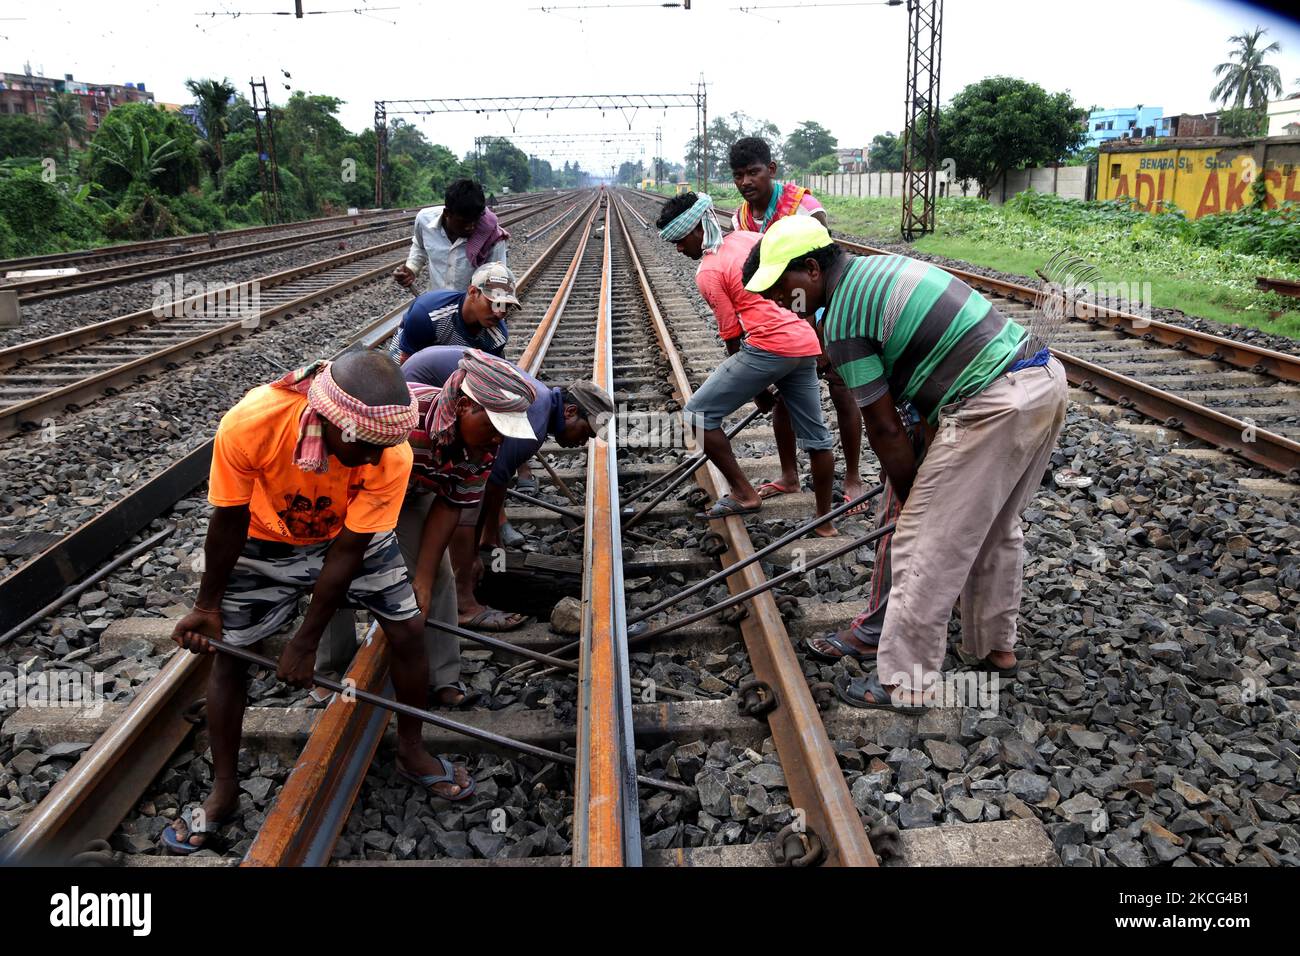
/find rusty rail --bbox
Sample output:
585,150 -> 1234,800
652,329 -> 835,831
611,191 -> 878,867
626,190 -> 1300,476
573,194 -> 640,866
245,191 -> 607,865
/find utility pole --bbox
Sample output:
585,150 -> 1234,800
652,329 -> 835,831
900,0 -> 943,240
373,101 -> 387,207
696,74 -> 708,191
250,77 -> 281,223
655,125 -> 662,184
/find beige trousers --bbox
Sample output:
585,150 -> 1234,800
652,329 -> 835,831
876,358 -> 1068,693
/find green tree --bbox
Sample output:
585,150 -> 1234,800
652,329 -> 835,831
185,77 -> 239,183
809,153 -> 840,175
44,92 -> 87,163
1217,106 -> 1268,137
685,112 -> 781,182
784,121 -> 838,173
616,159 -> 645,185
0,115 -> 61,161
940,76 -> 1087,199
868,131 -> 903,172
1211,26 -> 1283,112
93,122 -> 181,190
89,102 -> 202,197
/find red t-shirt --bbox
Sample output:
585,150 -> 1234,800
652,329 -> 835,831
695,231 -> 822,358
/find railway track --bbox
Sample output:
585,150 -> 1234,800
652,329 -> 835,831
624,188 -> 1300,481
0,191 -> 561,276
0,212 -> 419,303
0,194 -> 578,440
0,187 -> 1060,867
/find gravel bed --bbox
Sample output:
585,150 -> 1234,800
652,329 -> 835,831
843,235 -> 1300,358
4,192 -> 1294,864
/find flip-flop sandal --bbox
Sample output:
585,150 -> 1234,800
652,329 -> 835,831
160,805 -> 232,855
460,607 -> 530,632
804,631 -> 878,663
696,495 -> 762,521
398,756 -> 478,802
956,648 -> 1020,678
514,477 -> 540,496
499,522 -> 526,549
834,490 -> 873,517
432,681 -> 482,710
833,672 -> 925,715
757,480 -> 798,500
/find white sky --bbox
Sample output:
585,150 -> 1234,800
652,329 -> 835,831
4,0 -> 1299,172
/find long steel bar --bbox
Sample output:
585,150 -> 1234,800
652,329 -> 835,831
573,194 -> 640,866
612,192 -> 878,867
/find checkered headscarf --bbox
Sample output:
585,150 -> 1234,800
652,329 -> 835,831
421,349 -> 536,448
273,360 -> 419,473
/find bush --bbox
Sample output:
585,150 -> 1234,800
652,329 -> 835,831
0,171 -> 101,254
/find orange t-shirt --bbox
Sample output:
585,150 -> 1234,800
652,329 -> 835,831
208,384 -> 413,545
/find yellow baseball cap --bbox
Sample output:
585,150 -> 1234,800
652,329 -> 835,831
743,216 -> 835,293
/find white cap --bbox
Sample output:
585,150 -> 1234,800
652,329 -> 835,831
461,376 -> 536,439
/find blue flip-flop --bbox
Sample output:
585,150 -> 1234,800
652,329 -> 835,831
696,495 -> 762,521
833,672 -> 925,715
397,756 -> 477,802
804,631 -> 878,663
159,805 -> 231,855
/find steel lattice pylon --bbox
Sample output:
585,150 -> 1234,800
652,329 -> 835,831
900,0 -> 943,240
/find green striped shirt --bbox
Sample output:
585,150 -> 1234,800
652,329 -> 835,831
822,255 -> 1027,424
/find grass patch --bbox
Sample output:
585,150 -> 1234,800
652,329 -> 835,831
635,184 -> 1300,338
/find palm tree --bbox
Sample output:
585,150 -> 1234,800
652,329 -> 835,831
1211,27 -> 1283,111
94,121 -> 180,191
44,92 -> 87,164
184,77 -> 238,183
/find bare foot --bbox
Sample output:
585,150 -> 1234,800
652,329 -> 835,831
812,522 -> 840,538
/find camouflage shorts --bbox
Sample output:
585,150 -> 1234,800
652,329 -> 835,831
220,531 -> 419,647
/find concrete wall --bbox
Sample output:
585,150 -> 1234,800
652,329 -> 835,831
1097,137 -> 1300,217
803,165 -> 1090,204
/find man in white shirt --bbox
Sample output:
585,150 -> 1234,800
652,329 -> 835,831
392,179 -> 508,293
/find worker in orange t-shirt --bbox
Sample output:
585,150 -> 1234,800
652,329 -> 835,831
163,351 -> 475,854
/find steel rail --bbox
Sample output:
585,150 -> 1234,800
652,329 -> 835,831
0,206 -> 421,273
573,194 -> 640,866
3,214 -> 417,302
0,198 -> 601,864
610,191 -> 878,867
626,190 -> 1300,476
245,190 -> 608,865
1054,349 -> 1300,475
0,303 -> 415,864
0,650 -> 212,865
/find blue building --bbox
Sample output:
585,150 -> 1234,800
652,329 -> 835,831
1086,106 -> 1164,148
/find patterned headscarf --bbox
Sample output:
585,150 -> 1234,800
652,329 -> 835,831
273,360 -> 419,473
419,348 -> 537,453
659,193 -> 723,254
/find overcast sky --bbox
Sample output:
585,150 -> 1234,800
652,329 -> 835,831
4,0 -> 1299,172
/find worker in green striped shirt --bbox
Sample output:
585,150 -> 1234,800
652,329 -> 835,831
743,217 -> 1068,712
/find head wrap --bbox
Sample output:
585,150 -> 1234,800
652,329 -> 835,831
466,208 -> 510,269
659,193 -> 723,254
420,349 -> 537,451
273,360 -> 419,473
